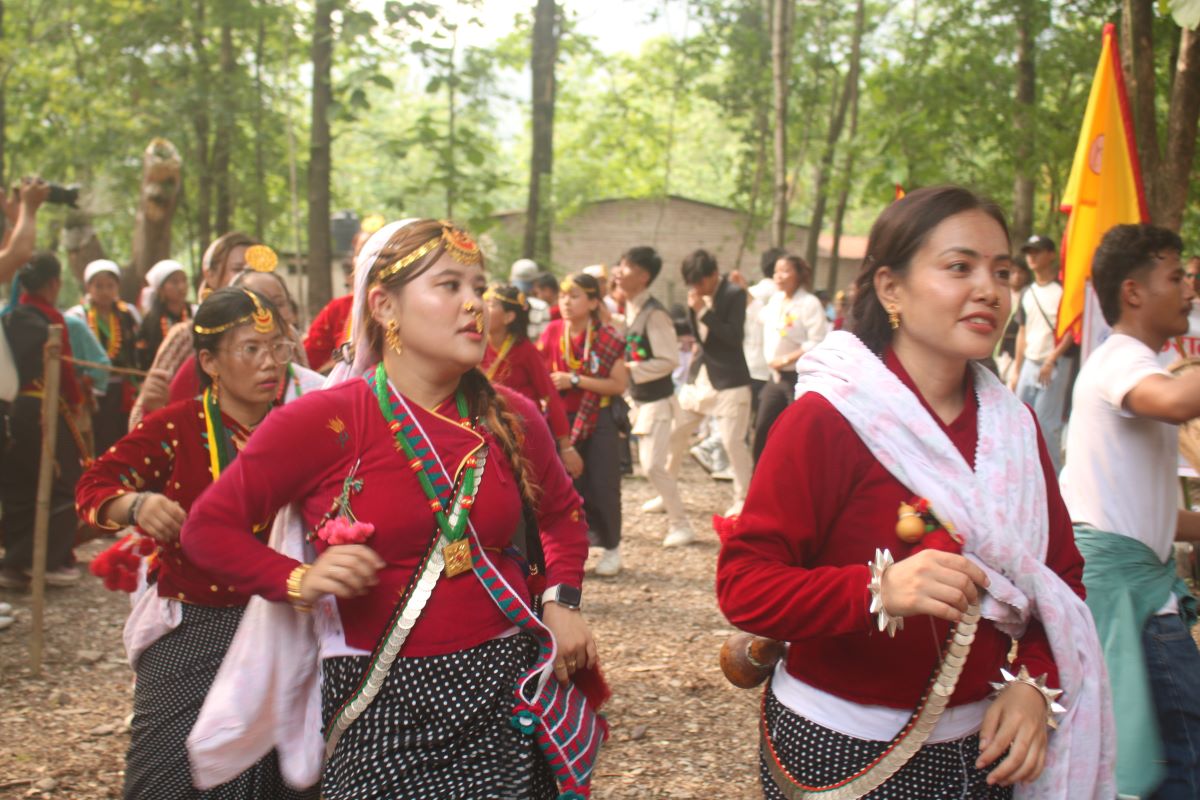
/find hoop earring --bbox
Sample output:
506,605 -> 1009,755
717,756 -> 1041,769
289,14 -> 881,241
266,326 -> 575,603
384,319 -> 403,355
887,305 -> 901,331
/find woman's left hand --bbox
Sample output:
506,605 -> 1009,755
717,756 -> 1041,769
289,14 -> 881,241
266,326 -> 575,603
976,681 -> 1050,786
542,602 -> 599,685
550,371 -> 575,391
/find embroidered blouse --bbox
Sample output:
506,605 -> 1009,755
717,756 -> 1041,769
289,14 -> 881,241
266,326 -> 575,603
481,336 -> 570,441
179,379 -> 588,656
75,398 -> 259,607
717,350 -> 1084,709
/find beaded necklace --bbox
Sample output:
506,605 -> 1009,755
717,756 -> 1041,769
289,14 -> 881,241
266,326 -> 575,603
371,363 -> 484,577
560,321 -> 591,373
86,303 -> 122,361
202,387 -> 237,480
485,335 -> 515,380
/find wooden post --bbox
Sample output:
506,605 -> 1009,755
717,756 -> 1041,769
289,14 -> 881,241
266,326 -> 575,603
29,324 -> 63,675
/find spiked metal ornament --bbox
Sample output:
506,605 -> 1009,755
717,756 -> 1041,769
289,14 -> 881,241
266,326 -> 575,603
990,665 -> 1067,729
868,548 -> 904,637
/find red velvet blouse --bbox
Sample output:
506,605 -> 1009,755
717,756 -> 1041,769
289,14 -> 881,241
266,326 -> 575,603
75,398 -> 258,606
716,351 -> 1084,709
179,378 -> 588,655
481,336 -> 570,440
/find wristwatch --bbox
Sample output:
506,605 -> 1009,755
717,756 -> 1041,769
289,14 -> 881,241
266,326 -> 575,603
569,373 -> 581,388
542,584 -> 582,610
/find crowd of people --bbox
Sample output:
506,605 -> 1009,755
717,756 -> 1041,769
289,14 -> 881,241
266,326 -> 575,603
0,181 -> 1198,799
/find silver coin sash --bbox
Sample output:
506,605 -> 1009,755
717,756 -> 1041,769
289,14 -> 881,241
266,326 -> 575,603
324,449 -> 488,758
763,601 -> 982,800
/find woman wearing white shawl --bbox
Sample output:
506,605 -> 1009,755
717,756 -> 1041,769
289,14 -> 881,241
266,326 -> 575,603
716,186 -> 1113,799
182,219 -> 604,799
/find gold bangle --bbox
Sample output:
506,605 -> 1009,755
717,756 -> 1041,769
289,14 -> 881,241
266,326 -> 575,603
286,564 -> 313,613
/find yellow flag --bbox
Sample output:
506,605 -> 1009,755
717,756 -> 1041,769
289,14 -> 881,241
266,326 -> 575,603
1057,22 -> 1148,342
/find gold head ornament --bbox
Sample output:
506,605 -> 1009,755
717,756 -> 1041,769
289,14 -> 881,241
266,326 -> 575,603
374,222 -> 483,285
193,289 -> 277,337
483,287 -> 527,309
244,245 -> 279,273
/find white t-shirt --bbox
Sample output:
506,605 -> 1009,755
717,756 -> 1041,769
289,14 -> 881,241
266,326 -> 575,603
743,278 -> 775,381
1019,281 -> 1064,362
1060,334 -> 1179,567
759,289 -> 828,373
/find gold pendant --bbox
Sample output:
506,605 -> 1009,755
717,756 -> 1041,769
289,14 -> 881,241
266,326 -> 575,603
443,539 -> 472,577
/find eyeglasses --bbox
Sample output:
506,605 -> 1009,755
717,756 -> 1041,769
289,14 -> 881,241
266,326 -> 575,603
223,340 -> 295,364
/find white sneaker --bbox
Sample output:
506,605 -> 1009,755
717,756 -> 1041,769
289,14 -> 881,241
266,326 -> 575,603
689,445 -> 715,473
641,496 -> 666,514
663,525 -> 695,548
0,616 -> 12,631
724,501 -> 744,517
0,602 -> 11,616
711,468 -> 734,482
594,548 -> 622,577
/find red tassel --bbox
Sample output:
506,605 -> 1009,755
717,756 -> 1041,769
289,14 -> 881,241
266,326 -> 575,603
711,514 -> 738,544
572,663 -> 613,714
912,528 -> 963,556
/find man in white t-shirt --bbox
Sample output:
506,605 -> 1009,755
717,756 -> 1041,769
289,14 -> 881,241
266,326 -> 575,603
1009,235 -> 1074,471
1059,224 -> 1200,798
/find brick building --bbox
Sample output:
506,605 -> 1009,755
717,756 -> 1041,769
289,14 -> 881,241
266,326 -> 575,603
489,195 -> 865,306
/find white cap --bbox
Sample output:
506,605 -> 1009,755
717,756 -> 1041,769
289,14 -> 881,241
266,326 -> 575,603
582,264 -> 608,281
83,259 -> 121,285
145,259 -> 187,293
510,258 -> 539,283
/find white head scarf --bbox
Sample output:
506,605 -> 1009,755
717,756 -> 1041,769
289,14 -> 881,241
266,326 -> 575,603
83,259 -> 121,285
145,259 -> 187,294
325,218 -> 420,387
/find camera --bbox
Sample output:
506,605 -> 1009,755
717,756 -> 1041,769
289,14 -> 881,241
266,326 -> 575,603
46,183 -> 80,208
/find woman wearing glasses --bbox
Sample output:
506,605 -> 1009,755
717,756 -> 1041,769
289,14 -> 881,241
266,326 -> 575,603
76,287 -> 315,800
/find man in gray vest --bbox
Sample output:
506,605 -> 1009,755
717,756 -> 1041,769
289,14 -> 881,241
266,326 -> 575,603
614,246 -> 694,548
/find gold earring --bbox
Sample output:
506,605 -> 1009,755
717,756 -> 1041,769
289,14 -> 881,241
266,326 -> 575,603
384,319 -> 403,355
887,305 -> 900,330
211,378 -> 221,400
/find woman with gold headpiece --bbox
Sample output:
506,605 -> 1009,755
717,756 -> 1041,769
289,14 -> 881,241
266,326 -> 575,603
179,219 -> 606,799
129,232 -> 257,428
76,287 -> 315,800
482,282 -> 582,478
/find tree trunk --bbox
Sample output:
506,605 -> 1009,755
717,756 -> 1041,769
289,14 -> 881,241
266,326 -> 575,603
1159,26 -> 1200,230
805,0 -> 865,273
828,68 -> 861,293
0,0 -> 6,192
306,0 -> 335,316
770,0 -> 793,248
212,18 -> 236,235
253,11 -> 266,239
63,209 -> 106,287
445,30 -> 458,220
189,0 -> 213,249
523,0 -> 559,265
1120,1 -> 1200,229
1011,0 -> 1037,246
127,139 -> 183,301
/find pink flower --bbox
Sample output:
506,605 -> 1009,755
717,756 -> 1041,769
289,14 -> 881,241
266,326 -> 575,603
317,517 -> 375,546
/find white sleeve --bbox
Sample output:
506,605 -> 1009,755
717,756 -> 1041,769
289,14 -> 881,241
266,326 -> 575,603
1101,338 -> 1171,416
797,295 -> 830,353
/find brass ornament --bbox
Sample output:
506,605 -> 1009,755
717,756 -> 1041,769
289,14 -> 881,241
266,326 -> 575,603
244,244 -> 279,273
384,319 -> 403,355
895,502 -> 926,543
887,305 -> 901,331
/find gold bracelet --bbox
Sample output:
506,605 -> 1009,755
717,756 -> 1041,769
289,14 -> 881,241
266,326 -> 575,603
286,564 -> 313,613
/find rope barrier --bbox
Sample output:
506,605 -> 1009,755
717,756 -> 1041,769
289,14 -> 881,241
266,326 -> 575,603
62,355 -> 149,379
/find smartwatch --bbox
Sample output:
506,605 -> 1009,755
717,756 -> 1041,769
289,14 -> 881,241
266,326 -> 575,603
569,373 -> 581,388
542,584 -> 582,610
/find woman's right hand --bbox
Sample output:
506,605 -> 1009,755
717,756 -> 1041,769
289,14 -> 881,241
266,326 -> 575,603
299,545 -> 385,603
137,493 -> 188,542
881,549 -> 989,624
560,446 -> 584,479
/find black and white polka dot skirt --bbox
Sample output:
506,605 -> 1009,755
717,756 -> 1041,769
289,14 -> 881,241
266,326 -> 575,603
760,689 -> 1013,800
320,633 -> 557,800
125,603 -> 317,800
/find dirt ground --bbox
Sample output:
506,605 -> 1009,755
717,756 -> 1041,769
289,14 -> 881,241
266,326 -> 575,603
0,460 -> 762,799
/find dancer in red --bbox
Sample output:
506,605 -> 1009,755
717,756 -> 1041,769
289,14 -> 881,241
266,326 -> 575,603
181,219 -> 606,799
717,186 -> 1113,798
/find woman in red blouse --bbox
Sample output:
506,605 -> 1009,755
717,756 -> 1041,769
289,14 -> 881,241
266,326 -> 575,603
179,219 -> 604,799
717,186 -> 1112,798
75,287 -> 312,799
538,273 -> 628,577
481,283 -> 581,478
